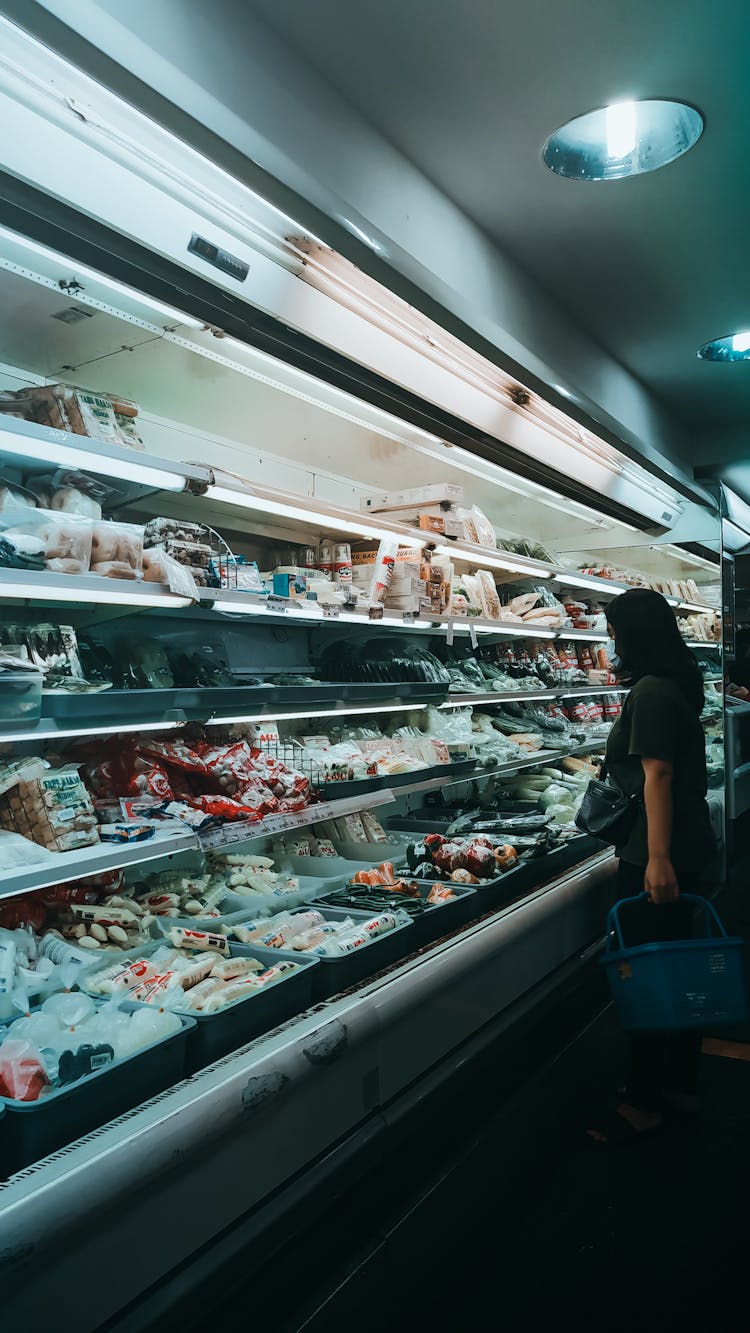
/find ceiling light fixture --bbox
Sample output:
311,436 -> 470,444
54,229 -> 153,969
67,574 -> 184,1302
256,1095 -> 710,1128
698,331 -> 750,362
543,99 -> 703,181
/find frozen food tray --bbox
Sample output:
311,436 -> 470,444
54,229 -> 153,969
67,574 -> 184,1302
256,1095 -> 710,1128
320,880 -> 478,950
278,905 -> 415,1001
275,854 -> 369,887
166,944 -> 318,1073
0,1004 -> 193,1176
394,861 -> 530,915
215,874 -> 331,919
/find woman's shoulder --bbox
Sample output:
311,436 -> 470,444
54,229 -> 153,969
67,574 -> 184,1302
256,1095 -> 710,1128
630,674 -> 684,703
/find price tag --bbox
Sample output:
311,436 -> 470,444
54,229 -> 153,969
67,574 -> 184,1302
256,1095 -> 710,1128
266,596 -> 287,614
322,605 -> 340,619
403,610 -> 419,624
368,605 -> 384,621
469,621 -> 478,649
446,620 -> 455,646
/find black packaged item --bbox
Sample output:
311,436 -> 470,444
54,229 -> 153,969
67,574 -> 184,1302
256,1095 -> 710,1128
57,1043 -> 115,1085
0,531 -> 45,570
118,638 -> 174,690
168,648 -> 234,688
78,638 -> 118,688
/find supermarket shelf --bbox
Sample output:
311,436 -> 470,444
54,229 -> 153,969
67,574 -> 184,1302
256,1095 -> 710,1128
0,831 -> 198,901
0,568 -> 189,610
199,789 -> 398,850
441,685 -> 626,708
441,691 -> 558,707
0,683 -> 449,744
0,415 -> 210,495
402,738 -> 608,792
558,629 -> 608,642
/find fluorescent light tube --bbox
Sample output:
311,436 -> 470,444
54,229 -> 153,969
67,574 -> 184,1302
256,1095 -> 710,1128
207,484 -> 425,545
205,702 -> 427,726
439,692 -> 557,708
0,577 -> 190,608
209,597 -> 433,629
0,430 -> 186,492
677,601 -> 715,614
558,689 -> 629,698
432,544 -> 550,579
0,719 -> 180,744
554,573 -> 625,595
0,224 -> 205,329
445,621 -> 556,639
560,631 -> 609,642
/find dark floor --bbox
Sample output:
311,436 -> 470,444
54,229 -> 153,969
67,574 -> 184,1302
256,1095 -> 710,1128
115,861 -> 750,1333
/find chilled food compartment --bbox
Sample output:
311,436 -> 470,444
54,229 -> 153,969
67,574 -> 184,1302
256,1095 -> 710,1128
321,864 -> 477,948
81,938 -> 318,1074
229,903 -> 415,1000
0,995 -> 192,1175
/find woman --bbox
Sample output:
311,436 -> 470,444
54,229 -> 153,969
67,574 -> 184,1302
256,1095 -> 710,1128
587,587 -> 715,1146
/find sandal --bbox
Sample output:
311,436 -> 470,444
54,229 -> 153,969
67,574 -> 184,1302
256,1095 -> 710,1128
586,1108 -> 664,1147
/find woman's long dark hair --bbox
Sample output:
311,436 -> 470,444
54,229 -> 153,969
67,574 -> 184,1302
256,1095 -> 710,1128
607,587 -> 705,713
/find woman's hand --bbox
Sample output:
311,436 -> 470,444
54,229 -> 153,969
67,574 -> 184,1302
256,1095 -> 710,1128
644,854 -> 679,903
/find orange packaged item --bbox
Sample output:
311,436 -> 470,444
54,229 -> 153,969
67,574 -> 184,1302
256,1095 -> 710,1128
494,845 -> 518,872
427,883 -> 455,904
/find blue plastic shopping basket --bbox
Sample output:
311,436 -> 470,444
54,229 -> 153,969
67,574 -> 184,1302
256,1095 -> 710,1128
603,894 -> 750,1032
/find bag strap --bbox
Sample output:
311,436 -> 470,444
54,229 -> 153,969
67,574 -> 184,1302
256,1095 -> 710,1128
606,892 -> 729,952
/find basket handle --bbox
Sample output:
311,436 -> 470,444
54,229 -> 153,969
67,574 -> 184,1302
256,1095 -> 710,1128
606,892 -> 728,952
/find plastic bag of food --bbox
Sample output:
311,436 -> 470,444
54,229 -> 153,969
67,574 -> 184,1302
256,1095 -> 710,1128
141,546 -> 199,599
0,1036 -> 48,1101
0,507 -> 93,574
476,570 -> 501,619
91,520 -> 143,579
0,829 -> 57,870
118,638 -> 174,689
30,470 -> 112,520
0,478 -> 37,512
469,505 -> 497,549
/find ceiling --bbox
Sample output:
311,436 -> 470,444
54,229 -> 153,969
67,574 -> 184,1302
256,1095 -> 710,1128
245,0 -> 750,465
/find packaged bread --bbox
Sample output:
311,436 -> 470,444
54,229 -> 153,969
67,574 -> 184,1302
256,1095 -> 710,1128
0,764 -> 100,852
476,569 -> 501,619
91,521 -> 143,579
141,547 -> 199,600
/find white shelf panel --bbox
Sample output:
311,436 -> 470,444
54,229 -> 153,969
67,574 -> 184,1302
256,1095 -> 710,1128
0,568 -> 188,609
0,831 -> 198,901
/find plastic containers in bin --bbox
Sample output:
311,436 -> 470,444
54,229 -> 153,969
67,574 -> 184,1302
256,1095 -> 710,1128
0,1003 -> 193,1177
274,905 -> 415,1000
322,880 -> 477,950
158,944 -> 318,1073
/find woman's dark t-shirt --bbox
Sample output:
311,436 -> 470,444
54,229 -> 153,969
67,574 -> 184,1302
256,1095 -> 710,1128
605,674 -> 714,869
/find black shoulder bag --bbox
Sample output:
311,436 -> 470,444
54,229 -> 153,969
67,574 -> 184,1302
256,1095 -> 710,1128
574,762 -> 643,846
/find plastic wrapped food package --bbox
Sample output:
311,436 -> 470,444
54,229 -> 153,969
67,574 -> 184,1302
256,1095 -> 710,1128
0,765 -> 100,853
0,507 -> 93,575
30,469 -> 110,521
91,520 -> 143,579
0,478 -> 37,512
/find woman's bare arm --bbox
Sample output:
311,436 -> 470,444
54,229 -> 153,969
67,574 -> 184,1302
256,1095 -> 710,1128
642,757 -> 679,903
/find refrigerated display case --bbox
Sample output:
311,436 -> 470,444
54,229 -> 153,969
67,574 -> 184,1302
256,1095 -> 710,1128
0,18 -> 724,1324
